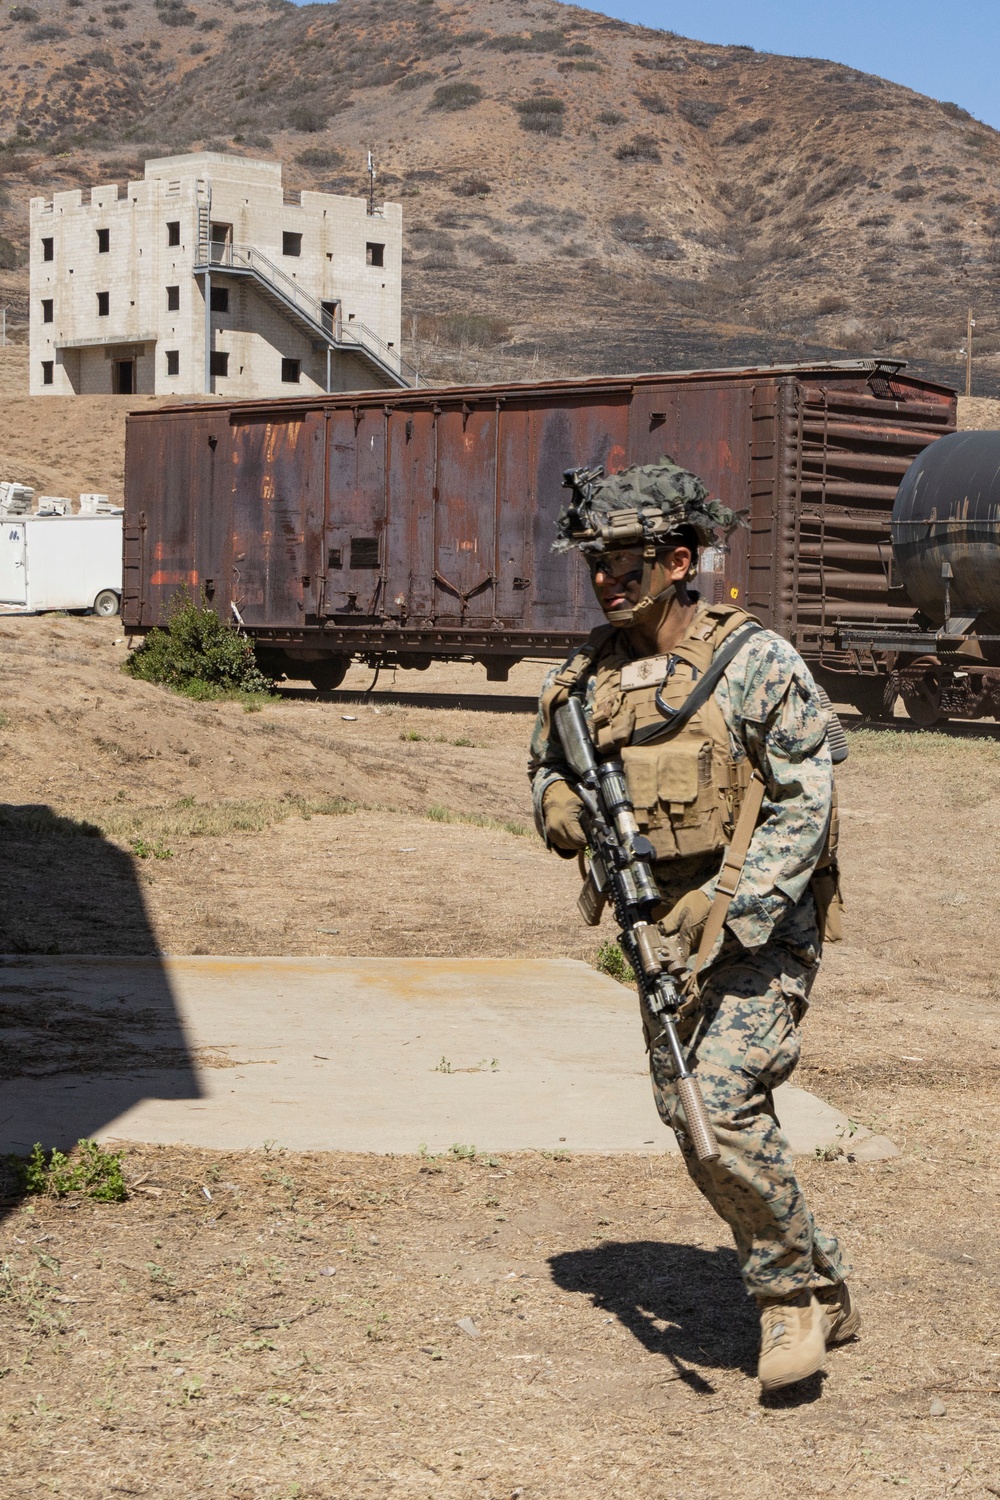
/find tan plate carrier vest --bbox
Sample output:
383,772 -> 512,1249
539,601 -> 843,944
541,603 -> 756,864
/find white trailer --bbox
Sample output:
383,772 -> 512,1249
0,514 -> 123,615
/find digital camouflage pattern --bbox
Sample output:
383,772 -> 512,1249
553,457 -> 744,555
641,897 -> 849,1296
529,604 -> 845,1297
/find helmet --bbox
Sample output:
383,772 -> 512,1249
554,457 -> 744,625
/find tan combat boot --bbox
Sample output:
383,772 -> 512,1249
816,1280 -> 862,1344
757,1290 -> 828,1391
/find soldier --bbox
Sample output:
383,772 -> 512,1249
529,458 -> 858,1392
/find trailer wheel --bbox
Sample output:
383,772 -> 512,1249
308,655 -> 350,692
93,589 -> 120,618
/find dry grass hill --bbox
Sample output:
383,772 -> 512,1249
0,0 -> 997,390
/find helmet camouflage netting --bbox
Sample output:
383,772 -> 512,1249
553,457 -> 744,555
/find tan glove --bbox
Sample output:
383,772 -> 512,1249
542,780 -> 587,852
658,887 -> 713,962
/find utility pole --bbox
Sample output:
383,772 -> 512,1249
966,307 -> 975,398
367,150 -> 376,218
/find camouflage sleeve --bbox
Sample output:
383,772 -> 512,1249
528,664 -> 571,840
528,654 -> 602,843
712,632 -> 833,950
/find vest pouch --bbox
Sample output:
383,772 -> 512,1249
621,742 -> 660,825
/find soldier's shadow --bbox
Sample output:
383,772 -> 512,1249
548,1239 -> 824,1406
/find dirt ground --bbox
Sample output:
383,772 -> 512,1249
2,615 -> 1000,1496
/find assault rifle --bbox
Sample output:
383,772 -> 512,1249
553,695 -> 720,1163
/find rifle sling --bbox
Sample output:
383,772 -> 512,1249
631,622 -> 764,745
691,770 -> 766,977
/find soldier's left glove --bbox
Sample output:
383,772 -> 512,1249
658,888 -> 712,961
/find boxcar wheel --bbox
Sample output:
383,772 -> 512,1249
93,589 -> 120,618
901,661 -> 949,727
309,656 -> 350,692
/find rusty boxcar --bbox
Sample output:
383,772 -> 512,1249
122,359 -> 956,705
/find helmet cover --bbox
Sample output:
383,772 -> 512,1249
553,457 -> 743,556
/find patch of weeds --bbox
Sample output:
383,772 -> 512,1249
418,1143 -> 500,1167
13,1140 -> 128,1202
594,939 -> 634,986
425,804 -> 528,837
123,590 -> 275,702
0,710 -> 9,728
433,1057 -> 453,1074
515,95 -> 565,135
294,146 -> 343,169
596,109 -> 625,126
129,836 -> 173,860
429,81 -> 482,111
99,794 -> 362,842
400,729 -> 427,742
0,806 -> 101,839
452,175 -> 491,197
614,134 -> 662,163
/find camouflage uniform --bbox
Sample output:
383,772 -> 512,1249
529,604 -> 850,1297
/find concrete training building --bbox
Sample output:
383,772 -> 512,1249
29,151 -> 410,398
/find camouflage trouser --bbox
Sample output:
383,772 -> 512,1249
643,899 -> 850,1299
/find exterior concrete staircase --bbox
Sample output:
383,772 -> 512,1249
194,229 -> 417,390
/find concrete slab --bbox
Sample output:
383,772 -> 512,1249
0,956 -> 897,1160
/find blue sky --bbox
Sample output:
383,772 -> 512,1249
574,2 -> 1000,130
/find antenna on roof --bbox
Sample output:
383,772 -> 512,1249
367,149 -> 376,218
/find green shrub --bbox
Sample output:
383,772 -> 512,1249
429,81 -> 482,111
9,5 -> 39,20
123,591 -> 275,701
0,237 -> 20,270
596,109 -> 624,126
594,939 -> 634,986
15,1140 -> 127,1202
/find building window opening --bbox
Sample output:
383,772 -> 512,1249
112,358 -> 134,396
41,298 -> 53,323
282,231 -> 302,257
210,285 -> 229,313
167,220 -> 181,247
281,357 -> 301,384
97,291 -> 110,316
97,227 -> 110,253
321,299 -> 338,333
41,360 -> 53,386
165,349 -> 179,376
209,351 -> 229,378
166,284 -> 180,311
366,242 -> 385,267
41,236 -> 53,261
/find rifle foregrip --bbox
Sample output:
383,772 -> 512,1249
677,1075 -> 721,1163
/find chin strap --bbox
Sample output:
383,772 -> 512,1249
605,548 -> 678,627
